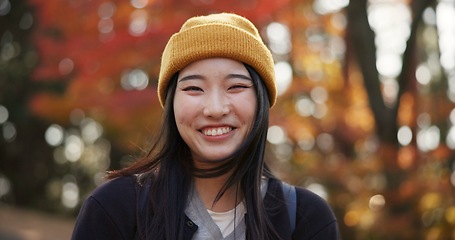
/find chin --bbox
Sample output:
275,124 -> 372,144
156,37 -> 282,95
200,152 -> 233,162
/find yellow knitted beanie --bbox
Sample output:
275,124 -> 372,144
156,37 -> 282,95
158,12 -> 277,107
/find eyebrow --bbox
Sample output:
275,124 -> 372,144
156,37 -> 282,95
178,74 -> 203,82
178,73 -> 252,82
228,74 -> 252,81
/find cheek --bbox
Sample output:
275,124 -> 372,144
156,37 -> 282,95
174,92 -> 185,115
234,94 -> 257,124
174,105 -> 188,126
174,94 -> 197,126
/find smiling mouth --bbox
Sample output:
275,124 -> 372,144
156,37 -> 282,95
202,127 -> 233,136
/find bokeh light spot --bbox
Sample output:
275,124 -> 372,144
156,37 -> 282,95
447,126 -> 455,149
61,181 -> 79,208
45,124 -> 64,147
417,126 -> 440,152
266,22 -> 291,55
397,125 -> 413,146
0,0 -> 11,16
131,0 -> 148,8
296,97 -> 315,117
129,9 -> 148,36
297,133 -> 315,151
19,12 -> 34,30
1,42 -> 19,62
98,1 -> 116,19
313,0 -> 348,14
382,78 -> 399,106
98,18 -> 114,34
274,62 -> 293,96
121,69 -> 149,90
0,105 -> 9,124
64,134 -> 84,162
81,118 -> 103,144
58,58 -> 74,75
450,108 -> 455,124
376,53 -> 402,78
2,121 -> 16,142
267,125 -> 286,145
416,64 -> 432,85
0,174 -> 11,198
369,194 -> 385,211
316,133 -> 334,152
423,7 -> 437,25
310,86 -> 328,103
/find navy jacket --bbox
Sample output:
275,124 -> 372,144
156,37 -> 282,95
72,176 -> 338,239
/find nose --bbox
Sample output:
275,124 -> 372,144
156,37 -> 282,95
203,91 -> 229,118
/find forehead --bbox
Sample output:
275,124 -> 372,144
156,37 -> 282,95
179,58 -> 248,76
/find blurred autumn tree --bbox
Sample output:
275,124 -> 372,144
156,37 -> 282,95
0,0 -> 60,212
1,0 -> 455,239
266,0 -> 455,239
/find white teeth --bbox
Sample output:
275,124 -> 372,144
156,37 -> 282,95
203,127 -> 232,136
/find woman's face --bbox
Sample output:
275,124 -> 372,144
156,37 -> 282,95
173,58 -> 257,168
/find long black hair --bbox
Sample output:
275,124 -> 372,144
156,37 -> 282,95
108,64 -> 280,239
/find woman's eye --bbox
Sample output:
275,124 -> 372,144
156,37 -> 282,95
182,86 -> 203,92
228,85 -> 250,90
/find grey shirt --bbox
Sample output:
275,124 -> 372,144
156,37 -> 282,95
185,189 -> 246,240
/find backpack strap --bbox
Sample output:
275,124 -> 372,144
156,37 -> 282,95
281,181 -> 297,234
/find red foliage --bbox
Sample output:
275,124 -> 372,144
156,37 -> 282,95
26,0 -> 289,147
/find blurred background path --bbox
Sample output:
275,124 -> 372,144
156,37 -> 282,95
0,205 -> 74,240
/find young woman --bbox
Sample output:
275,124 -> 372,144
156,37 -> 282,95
72,13 -> 339,240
